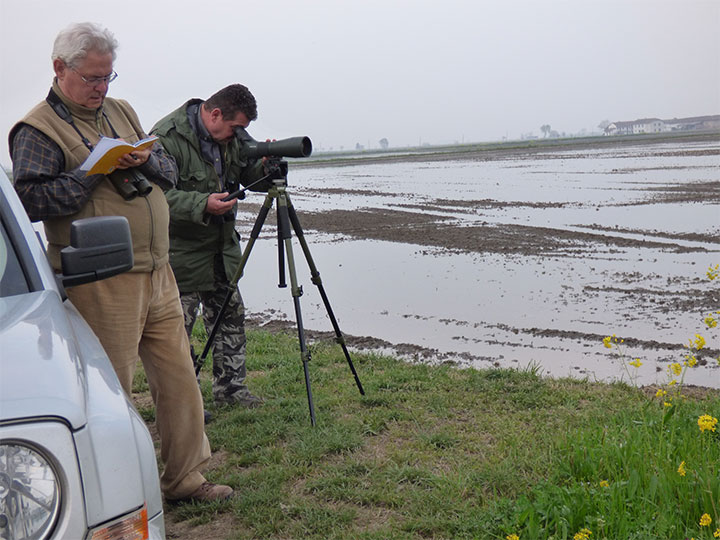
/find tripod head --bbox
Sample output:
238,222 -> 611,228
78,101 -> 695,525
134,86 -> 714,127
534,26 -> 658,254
264,157 -> 289,182
221,157 -> 289,202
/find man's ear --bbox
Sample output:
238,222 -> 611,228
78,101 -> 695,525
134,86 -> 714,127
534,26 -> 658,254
209,108 -> 223,122
53,59 -> 67,79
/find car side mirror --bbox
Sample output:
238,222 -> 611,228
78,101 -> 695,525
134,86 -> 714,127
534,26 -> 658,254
59,216 -> 134,288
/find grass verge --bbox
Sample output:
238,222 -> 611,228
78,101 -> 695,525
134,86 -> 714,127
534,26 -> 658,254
137,328 -> 720,540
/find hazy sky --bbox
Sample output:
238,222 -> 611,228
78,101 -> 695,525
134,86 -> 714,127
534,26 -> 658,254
1,0 -> 718,167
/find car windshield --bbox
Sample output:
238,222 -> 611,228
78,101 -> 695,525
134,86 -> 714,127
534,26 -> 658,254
0,219 -> 30,297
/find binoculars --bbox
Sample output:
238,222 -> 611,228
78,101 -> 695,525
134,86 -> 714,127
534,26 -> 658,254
108,168 -> 153,200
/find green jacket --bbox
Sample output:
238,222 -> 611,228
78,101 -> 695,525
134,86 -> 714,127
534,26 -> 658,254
151,99 -> 264,292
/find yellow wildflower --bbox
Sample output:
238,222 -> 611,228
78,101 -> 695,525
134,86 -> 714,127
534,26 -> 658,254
684,354 -> 698,368
713,527 -> 720,538
655,388 -> 667,398
573,528 -> 592,540
668,379 -> 677,386
706,313 -> 718,328
701,513 -> 712,527
688,334 -> 706,350
599,480 -> 609,487
698,415 -> 718,433
663,401 -> 672,408
677,461 -> 686,476
603,336 -> 613,349
629,358 -> 642,368
506,535 -> 519,540
708,263 -> 719,281
670,363 -> 683,376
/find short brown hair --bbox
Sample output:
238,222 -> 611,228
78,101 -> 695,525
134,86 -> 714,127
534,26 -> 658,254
203,84 -> 257,122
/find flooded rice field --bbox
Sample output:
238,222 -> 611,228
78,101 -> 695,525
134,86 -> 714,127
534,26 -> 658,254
234,136 -> 720,389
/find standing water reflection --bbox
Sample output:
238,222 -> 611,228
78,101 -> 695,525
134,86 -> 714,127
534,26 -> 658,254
235,138 -> 720,389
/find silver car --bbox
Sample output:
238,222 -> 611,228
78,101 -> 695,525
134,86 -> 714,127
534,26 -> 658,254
0,167 -> 165,540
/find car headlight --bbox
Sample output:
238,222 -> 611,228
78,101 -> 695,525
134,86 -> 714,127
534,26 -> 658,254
0,441 -> 61,540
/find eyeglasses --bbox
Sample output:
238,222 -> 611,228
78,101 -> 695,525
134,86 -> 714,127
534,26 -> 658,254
72,69 -> 118,87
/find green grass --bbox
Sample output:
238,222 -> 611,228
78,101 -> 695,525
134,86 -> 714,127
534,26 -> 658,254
150,327 -> 720,539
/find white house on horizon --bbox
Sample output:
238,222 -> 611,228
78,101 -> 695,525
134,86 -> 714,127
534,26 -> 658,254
604,115 -> 720,135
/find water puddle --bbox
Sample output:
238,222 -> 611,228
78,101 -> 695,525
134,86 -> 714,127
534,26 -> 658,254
234,140 -> 720,388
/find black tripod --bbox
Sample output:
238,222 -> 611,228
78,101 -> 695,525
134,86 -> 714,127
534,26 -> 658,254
196,174 -> 365,426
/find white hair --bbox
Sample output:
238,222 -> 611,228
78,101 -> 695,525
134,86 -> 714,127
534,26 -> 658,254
51,22 -> 118,68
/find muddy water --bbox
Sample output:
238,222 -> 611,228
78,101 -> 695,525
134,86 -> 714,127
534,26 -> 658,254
234,139 -> 720,388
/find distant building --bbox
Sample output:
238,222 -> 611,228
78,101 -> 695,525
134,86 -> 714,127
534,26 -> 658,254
664,115 -> 720,132
633,118 -> 666,134
604,115 -> 720,135
605,121 -> 633,136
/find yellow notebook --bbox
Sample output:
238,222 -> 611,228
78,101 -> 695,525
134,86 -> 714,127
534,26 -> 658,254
80,135 -> 158,176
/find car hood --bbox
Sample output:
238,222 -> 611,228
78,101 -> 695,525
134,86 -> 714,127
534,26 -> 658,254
0,290 -> 96,426
0,291 -> 126,431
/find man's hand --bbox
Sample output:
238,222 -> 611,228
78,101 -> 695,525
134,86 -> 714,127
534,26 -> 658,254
116,147 -> 151,169
206,192 -> 237,215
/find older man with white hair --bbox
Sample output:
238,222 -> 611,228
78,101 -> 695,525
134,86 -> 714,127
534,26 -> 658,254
9,21 -> 232,503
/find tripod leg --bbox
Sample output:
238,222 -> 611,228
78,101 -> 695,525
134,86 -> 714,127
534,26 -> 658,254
196,193 -> 274,375
278,194 -> 316,425
196,287 -> 233,376
285,195 -> 365,395
293,294 -> 316,426
277,203 -> 286,288
237,193 -> 274,282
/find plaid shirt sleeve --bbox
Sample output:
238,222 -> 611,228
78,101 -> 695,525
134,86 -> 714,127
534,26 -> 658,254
11,124 -> 105,222
136,141 -> 177,190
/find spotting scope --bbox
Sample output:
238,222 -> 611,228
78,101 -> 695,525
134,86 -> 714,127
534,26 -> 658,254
235,127 -> 312,159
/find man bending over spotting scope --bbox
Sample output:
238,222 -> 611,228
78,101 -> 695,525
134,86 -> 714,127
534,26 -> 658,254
151,84 -> 310,415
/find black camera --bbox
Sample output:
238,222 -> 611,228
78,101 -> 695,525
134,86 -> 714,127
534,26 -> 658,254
108,168 -> 153,200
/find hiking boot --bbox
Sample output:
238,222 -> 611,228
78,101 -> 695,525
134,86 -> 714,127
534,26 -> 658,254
178,482 -> 233,503
216,393 -> 264,408
237,394 -> 264,408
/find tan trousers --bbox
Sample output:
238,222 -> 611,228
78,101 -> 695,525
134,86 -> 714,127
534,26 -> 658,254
67,263 -> 211,499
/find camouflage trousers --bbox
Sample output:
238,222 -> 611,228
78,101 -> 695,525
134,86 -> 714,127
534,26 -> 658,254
180,258 -> 250,405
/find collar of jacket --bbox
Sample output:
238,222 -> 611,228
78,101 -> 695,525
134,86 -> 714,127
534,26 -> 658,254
173,98 -> 205,147
187,101 -> 215,143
